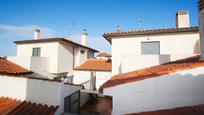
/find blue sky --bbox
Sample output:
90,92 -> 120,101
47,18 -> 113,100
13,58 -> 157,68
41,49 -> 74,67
0,0 -> 198,56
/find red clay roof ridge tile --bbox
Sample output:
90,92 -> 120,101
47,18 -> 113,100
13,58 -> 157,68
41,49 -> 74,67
0,58 -> 32,75
0,96 -> 58,115
100,55 -> 204,89
74,59 -> 112,71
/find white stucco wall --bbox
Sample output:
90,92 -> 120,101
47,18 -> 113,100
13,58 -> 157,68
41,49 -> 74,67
121,54 -> 196,73
58,43 -> 74,75
8,56 -> 50,78
73,47 -> 90,68
0,75 -> 81,115
200,9 -> 204,59
0,75 -> 27,100
111,32 -> 200,75
73,70 -> 112,90
121,55 -> 170,73
16,42 -> 59,73
15,41 -> 93,77
79,48 -> 89,65
104,67 -> 204,115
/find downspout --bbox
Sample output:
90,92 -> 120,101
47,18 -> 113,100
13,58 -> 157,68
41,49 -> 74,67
73,47 -> 75,69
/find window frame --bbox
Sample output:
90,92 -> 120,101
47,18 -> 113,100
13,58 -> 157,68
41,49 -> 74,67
80,50 -> 85,54
32,47 -> 41,56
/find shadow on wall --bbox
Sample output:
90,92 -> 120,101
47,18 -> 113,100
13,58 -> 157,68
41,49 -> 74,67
25,79 -> 62,106
119,63 -> 122,74
159,55 -> 171,64
152,73 -> 204,108
108,72 -> 204,115
194,39 -> 200,54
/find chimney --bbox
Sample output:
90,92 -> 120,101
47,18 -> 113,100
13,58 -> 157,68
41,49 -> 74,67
81,29 -> 88,46
116,26 -> 121,32
176,10 -> 190,28
34,29 -> 40,40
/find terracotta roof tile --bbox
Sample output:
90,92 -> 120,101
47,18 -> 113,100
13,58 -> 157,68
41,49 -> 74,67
101,55 -> 204,89
75,59 -> 112,71
126,104 -> 204,115
0,57 -> 32,75
97,52 -> 111,57
103,26 -> 199,43
0,97 -> 58,115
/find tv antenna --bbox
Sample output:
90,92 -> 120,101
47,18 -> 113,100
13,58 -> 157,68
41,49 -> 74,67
68,22 -> 76,36
138,15 -> 143,30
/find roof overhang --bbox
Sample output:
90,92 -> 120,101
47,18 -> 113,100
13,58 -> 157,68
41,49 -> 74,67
103,26 -> 199,44
15,38 -> 99,52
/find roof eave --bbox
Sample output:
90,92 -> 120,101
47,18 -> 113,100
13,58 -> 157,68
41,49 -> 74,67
103,27 -> 199,43
14,38 -> 99,52
103,34 -> 112,44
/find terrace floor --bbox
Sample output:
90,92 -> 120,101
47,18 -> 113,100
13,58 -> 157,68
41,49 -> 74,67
81,96 -> 112,115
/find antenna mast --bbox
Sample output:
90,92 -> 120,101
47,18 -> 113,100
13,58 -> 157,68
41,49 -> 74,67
68,22 -> 76,36
138,15 -> 143,30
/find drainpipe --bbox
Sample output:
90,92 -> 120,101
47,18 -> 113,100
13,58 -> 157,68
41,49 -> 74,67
73,47 -> 75,69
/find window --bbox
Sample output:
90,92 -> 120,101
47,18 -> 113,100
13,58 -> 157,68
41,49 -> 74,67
32,47 -> 41,56
141,41 -> 160,55
80,50 -> 85,54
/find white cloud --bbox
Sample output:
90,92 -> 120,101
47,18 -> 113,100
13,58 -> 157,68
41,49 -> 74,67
0,24 -> 110,56
0,24 -> 55,38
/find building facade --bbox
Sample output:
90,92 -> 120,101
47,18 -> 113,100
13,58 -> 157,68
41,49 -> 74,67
101,56 -> 204,115
199,0 -> 204,59
74,59 -> 112,91
0,56 -> 82,115
8,30 -> 98,79
100,10 -> 204,115
103,11 -> 200,75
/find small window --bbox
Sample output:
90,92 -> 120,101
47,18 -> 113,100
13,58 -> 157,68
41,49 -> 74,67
80,50 -> 85,54
141,41 -> 160,55
32,47 -> 41,56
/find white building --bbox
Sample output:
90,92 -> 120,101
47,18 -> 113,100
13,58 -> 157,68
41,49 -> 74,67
199,0 -> 204,60
0,56 -> 82,115
74,59 -> 111,91
8,30 -> 98,80
101,55 -> 204,115
103,11 -> 200,75
100,10 -> 204,115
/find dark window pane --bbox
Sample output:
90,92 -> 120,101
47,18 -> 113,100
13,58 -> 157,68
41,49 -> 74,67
32,47 -> 41,56
80,50 -> 85,54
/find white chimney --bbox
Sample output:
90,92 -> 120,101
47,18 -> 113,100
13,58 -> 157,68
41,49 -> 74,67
116,26 -> 121,32
34,29 -> 40,40
81,29 -> 88,46
176,10 -> 190,28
